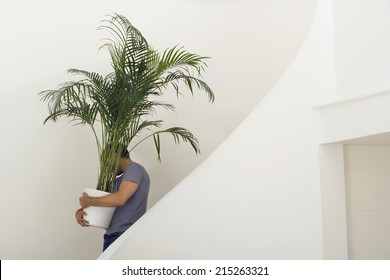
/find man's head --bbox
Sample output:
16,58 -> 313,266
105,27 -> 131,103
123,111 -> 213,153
104,144 -> 131,174
118,148 -> 131,172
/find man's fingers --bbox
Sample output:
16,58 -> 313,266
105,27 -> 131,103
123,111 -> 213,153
79,217 -> 89,223
75,211 -> 87,218
77,219 -> 90,226
81,221 -> 90,226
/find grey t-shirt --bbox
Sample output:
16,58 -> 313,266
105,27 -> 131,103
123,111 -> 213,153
106,162 -> 150,235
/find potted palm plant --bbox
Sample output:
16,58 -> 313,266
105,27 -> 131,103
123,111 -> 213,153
40,14 -> 214,229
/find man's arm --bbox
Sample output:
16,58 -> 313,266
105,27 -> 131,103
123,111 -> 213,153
79,181 -> 138,208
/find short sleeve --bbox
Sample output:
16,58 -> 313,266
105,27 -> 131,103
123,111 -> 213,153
121,164 -> 143,185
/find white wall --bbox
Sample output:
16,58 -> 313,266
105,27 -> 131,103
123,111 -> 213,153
316,90 -> 390,144
97,0 -> 390,260
0,0 -> 316,259
334,0 -> 390,98
101,0 -> 337,260
314,1 -> 390,259
344,145 -> 390,260
319,144 -> 348,259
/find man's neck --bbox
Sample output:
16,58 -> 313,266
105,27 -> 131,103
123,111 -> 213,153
123,158 -> 133,169
117,159 -> 132,176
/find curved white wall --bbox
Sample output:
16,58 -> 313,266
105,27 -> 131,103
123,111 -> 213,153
0,0 -> 316,259
99,0 -> 390,260
101,0 -> 336,260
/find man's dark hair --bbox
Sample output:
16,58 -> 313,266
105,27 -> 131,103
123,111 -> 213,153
102,143 -> 129,159
121,148 -> 130,159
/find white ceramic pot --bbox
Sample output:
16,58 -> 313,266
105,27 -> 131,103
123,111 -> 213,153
83,188 -> 116,229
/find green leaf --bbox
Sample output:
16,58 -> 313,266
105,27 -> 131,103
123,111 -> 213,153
153,134 -> 161,162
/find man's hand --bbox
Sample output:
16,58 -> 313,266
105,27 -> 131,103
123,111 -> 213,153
75,209 -> 89,227
79,192 -> 91,209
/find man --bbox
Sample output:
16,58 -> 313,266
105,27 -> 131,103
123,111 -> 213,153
75,149 -> 150,251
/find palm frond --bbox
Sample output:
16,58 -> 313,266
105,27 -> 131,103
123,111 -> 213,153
130,127 -> 200,161
40,81 -> 95,124
156,70 -> 215,102
158,46 -> 208,75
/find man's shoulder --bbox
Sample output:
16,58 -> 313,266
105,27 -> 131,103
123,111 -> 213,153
126,161 -> 142,170
124,162 -> 146,175
121,162 -> 149,186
